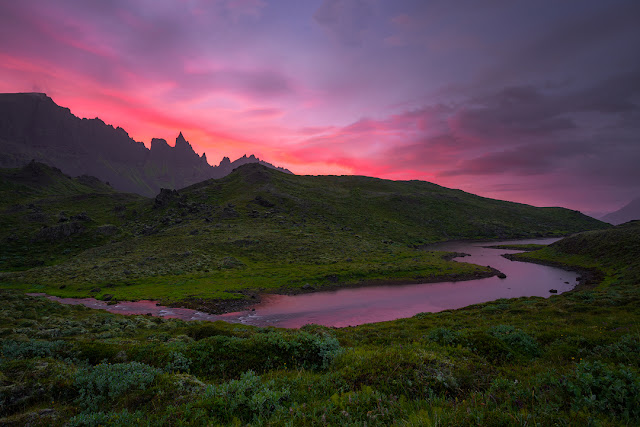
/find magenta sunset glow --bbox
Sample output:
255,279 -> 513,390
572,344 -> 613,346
1,0 -> 639,215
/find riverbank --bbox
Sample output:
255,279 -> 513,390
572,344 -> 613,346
21,238 -> 581,328
2,223 -> 638,425
131,252 -> 505,315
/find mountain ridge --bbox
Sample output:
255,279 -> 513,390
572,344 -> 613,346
0,92 -> 291,196
601,197 -> 640,225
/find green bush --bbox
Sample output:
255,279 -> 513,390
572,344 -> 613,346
67,408 -> 147,426
489,325 -> 540,358
195,370 -> 288,423
0,339 -> 68,360
335,346 -> 458,397
164,351 -> 192,373
427,327 -> 461,346
186,322 -> 238,340
74,341 -> 121,364
566,360 -> 640,421
463,331 -> 512,363
74,361 -> 161,410
186,329 -> 343,378
591,335 -> 640,366
287,386 -> 402,425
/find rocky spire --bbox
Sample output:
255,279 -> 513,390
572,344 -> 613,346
175,132 -> 189,149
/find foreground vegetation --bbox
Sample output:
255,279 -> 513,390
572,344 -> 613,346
0,162 -> 606,307
1,222 -> 639,425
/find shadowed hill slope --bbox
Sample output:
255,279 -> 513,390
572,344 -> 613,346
0,160 -> 115,205
176,162 -> 608,244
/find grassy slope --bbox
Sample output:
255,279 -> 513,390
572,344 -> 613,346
0,222 -> 638,425
0,163 -> 607,305
512,221 -> 640,288
0,163 -> 145,271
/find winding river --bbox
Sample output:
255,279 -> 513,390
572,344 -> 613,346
30,238 -> 579,328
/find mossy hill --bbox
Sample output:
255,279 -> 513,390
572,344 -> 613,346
0,216 -> 638,424
0,161 -> 607,306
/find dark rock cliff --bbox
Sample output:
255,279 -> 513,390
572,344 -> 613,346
0,92 -> 290,196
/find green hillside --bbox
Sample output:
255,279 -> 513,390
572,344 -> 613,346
0,210 -> 638,425
0,162 -> 607,306
0,162 -> 145,271
512,220 -> 640,288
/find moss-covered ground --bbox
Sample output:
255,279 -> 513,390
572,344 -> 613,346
1,222 -> 639,425
0,162 -> 607,307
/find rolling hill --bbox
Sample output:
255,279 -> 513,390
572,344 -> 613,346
0,161 -> 608,306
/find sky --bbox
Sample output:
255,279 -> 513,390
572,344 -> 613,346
0,0 -> 639,216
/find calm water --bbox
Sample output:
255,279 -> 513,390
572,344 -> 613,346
30,238 -> 579,328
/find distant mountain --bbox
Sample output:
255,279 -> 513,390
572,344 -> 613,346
0,92 -> 290,196
601,197 -> 640,225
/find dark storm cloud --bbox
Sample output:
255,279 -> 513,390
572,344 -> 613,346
440,141 -> 590,177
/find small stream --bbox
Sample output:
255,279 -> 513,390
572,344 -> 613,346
29,238 -> 578,328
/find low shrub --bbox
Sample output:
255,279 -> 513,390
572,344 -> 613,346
1,339 -> 69,360
74,361 -> 161,411
427,327 -> 461,347
73,341 -> 121,364
463,331 -> 512,363
488,325 -> 540,358
186,329 -> 343,378
566,360 -> 640,421
67,408 -> 147,427
195,370 -> 288,423
335,346 -> 458,397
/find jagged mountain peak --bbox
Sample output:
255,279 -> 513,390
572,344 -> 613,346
0,92 -> 291,196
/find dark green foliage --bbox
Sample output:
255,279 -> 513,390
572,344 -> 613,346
186,321 -> 240,340
74,362 -> 160,411
186,329 -> 343,378
335,345 -> 459,397
163,352 -> 191,373
67,409 -> 147,427
462,331 -> 513,363
73,342 -> 121,365
488,325 -> 540,358
195,371 -> 289,423
427,327 -> 462,346
566,361 -> 640,420
591,335 -> 640,366
1,339 -> 68,360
